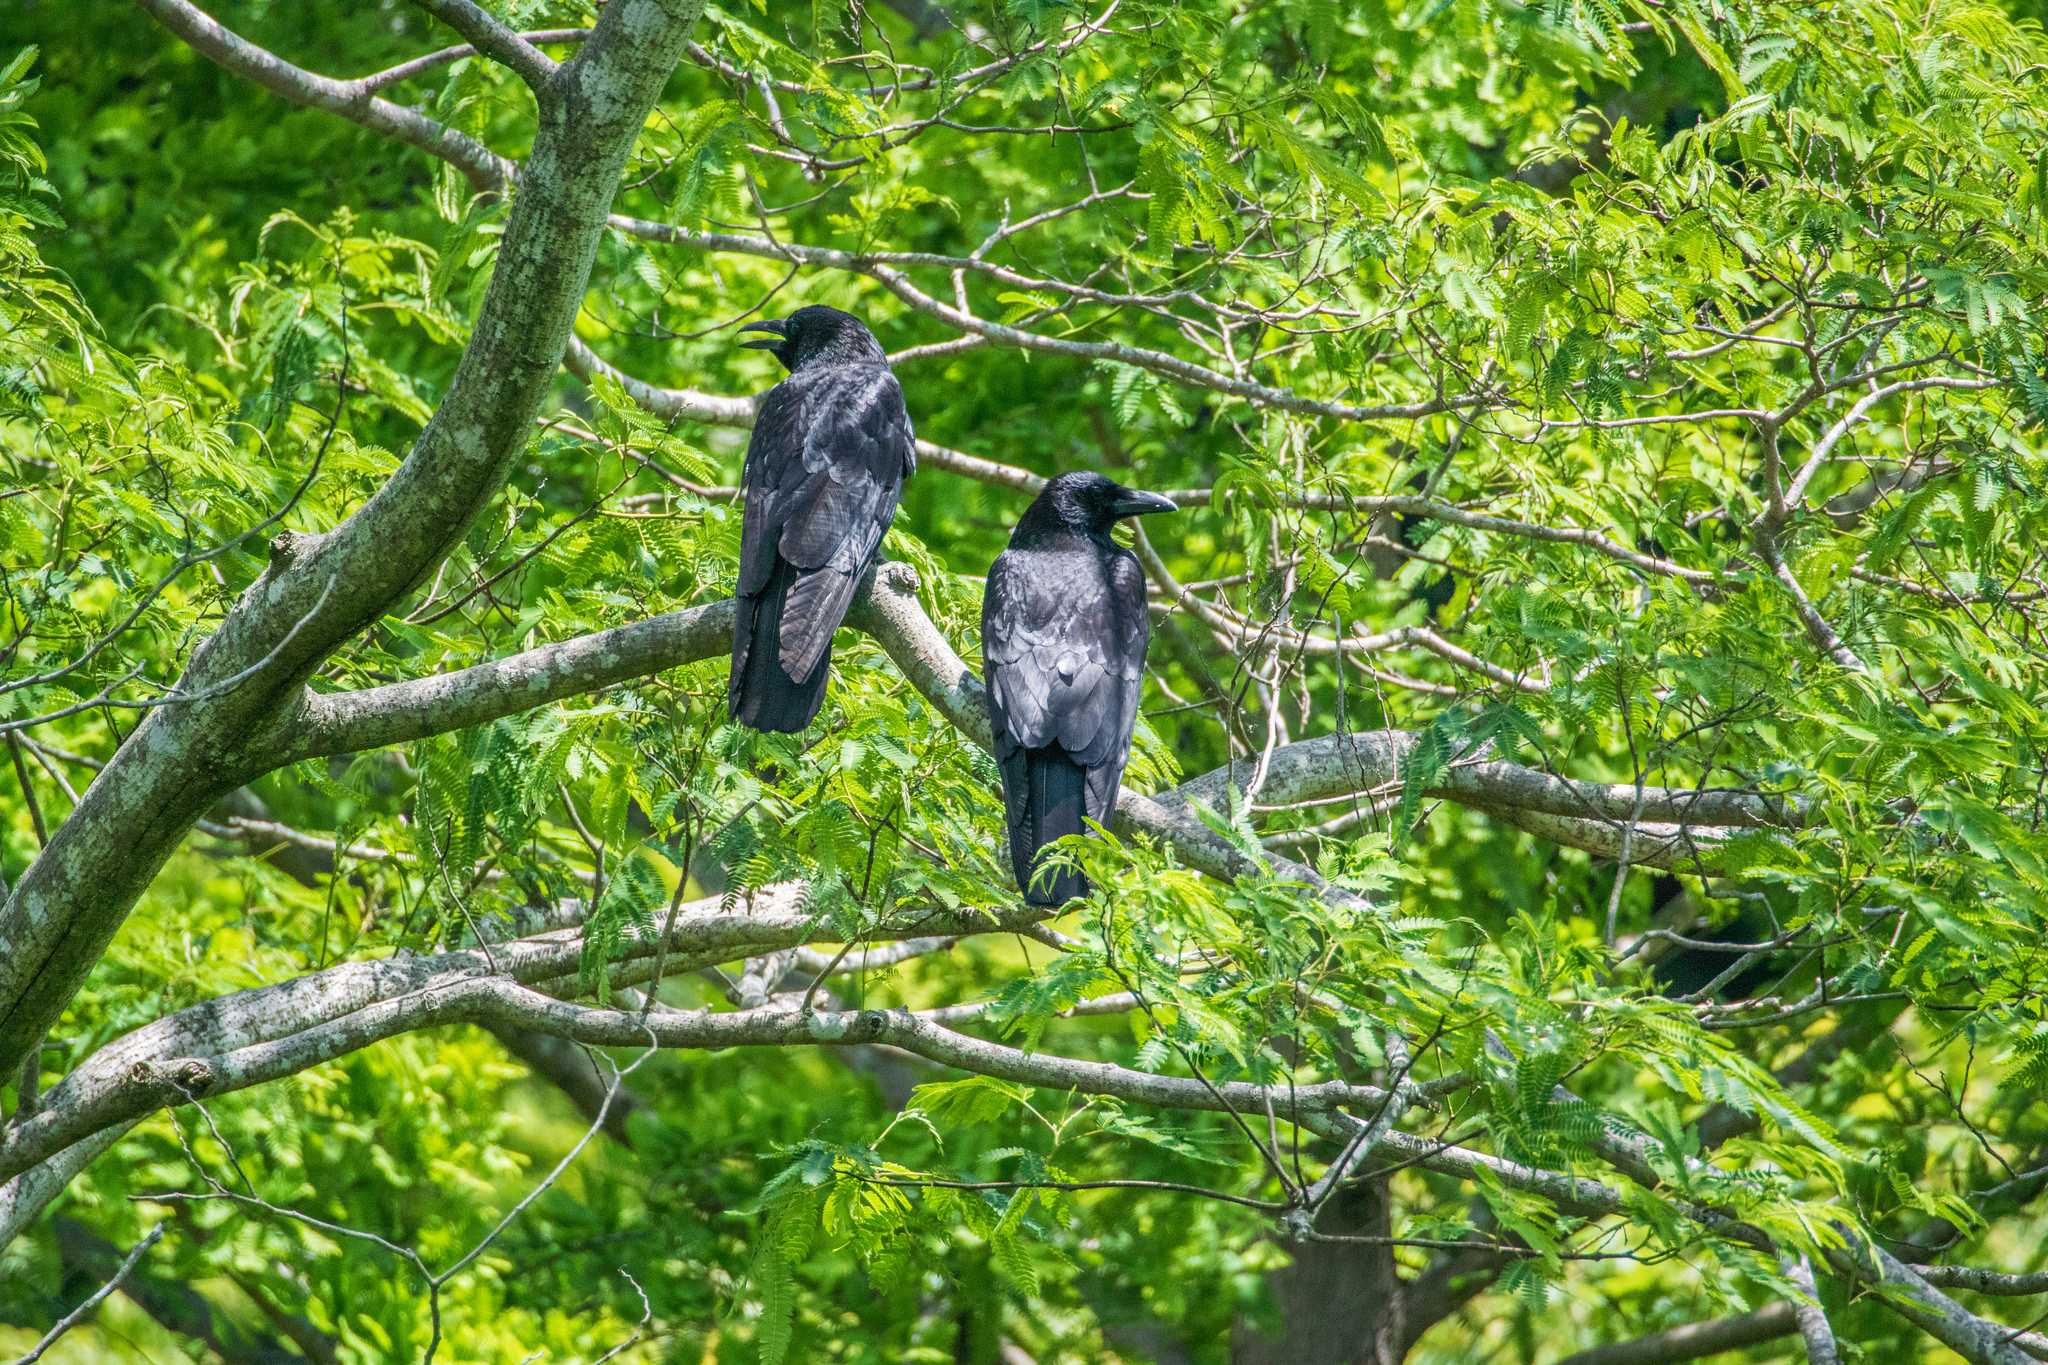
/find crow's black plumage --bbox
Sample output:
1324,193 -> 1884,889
729,306 -> 916,732
982,472 -> 1178,903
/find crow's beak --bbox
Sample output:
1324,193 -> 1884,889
737,319 -> 788,351
1110,489 -> 1180,518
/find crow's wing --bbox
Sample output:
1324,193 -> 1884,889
736,365 -> 914,683
982,544 -> 1149,823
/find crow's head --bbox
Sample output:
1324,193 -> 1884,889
1022,471 -> 1180,539
737,305 -> 886,373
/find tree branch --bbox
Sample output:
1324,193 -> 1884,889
608,218 -> 1490,423
1920,1266 -> 2048,1297
277,565 -> 1772,900
0,1124 -> 135,1251
1556,1303 -> 1798,1365
51,1216 -> 326,1365
561,335 -> 1053,495
0,893 -> 1382,1191
134,0 -> 514,190
358,26 -> 591,92
1785,1253 -> 1842,1365
12,1223 -> 165,1364
286,599 -> 733,759
489,1025 -> 652,1146
6,878 -> 2035,1363
1166,732 -> 1807,831
410,0 -> 559,94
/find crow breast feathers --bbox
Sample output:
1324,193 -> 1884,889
729,365 -> 915,729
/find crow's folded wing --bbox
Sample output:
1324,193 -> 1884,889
736,366 -> 914,682
982,547 -> 1149,823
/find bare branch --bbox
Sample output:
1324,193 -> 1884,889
1757,534 -> 1869,673
1168,732 -> 1807,832
1920,1267 -> 2048,1297
287,598 -> 733,759
611,217 -> 1492,423
134,0 -> 514,190
410,0 -> 559,94
1781,376 -> 2000,511
357,26 -> 591,92
1555,1303 -> 1798,1365
562,335 -> 1057,496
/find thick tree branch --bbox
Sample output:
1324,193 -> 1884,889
1556,1303 -> 1799,1365
286,599 -> 733,759
0,884 -> 1378,1190
0,1124 -> 134,1250
283,567 -> 1774,894
1785,1253 -> 1842,1365
1920,1266 -> 2048,1296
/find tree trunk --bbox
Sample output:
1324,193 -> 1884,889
1233,1178 -> 1408,1365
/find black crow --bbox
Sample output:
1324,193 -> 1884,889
982,472 -> 1178,904
729,306 -> 916,732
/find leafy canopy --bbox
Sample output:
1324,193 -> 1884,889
4,0 -> 2048,1359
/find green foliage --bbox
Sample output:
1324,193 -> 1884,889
8,0 -> 2048,1360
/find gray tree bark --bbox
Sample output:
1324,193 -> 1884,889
1232,1179 -> 1407,1365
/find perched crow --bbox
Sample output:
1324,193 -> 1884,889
982,472 -> 1178,903
729,306 -> 916,732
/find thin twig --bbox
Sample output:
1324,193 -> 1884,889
9,1224 -> 165,1364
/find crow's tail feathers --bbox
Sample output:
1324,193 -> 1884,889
730,561 -> 833,733
1011,747 -> 1091,906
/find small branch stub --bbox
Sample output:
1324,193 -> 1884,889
268,530 -> 317,570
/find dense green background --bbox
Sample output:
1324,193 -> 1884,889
5,0 -> 2048,1359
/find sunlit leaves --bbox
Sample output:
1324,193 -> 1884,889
12,0 -> 2048,1358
